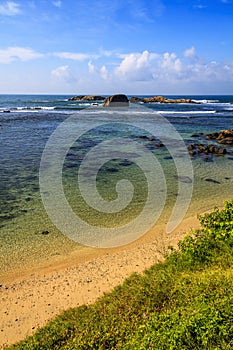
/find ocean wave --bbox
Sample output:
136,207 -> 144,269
194,100 -> 233,109
80,109 -> 158,115
16,106 -> 56,111
0,106 -> 69,112
157,110 -> 216,115
222,107 -> 233,111
193,99 -> 219,103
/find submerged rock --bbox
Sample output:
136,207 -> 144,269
41,230 -> 49,235
177,175 -> 193,183
191,132 -> 204,137
204,178 -> 221,184
155,142 -> 165,147
187,143 -> 227,157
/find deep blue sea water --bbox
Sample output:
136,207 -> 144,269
1,94 -> 233,273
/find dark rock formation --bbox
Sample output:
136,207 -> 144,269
155,142 -> 165,147
130,96 -> 143,103
187,129 -> 233,160
205,132 -> 219,140
68,95 -> 85,101
103,94 -> 129,107
218,137 -> 233,145
206,129 -> 233,145
68,95 -> 105,101
130,95 -> 196,104
41,230 -> 49,235
68,94 -> 197,104
191,133 -> 204,137
187,143 -> 227,157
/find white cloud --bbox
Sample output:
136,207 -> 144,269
0,1 -> 21,15
88,61 -> 109,80
88,60 -> 95,73
159,52 -> 182,73
3,46 -> 230,93
115,50 -> 183,81
51,65 -> 76,83
54,52 -> 90,60
113,48 -> 233,85
53,0 -> 62,7
183,46 -> 196,58
193,4 -> 207,9
99,48 -> 116,57
0,46 -> 44,63
51,65 -> 69,78
115,50 -> 158,81
191,60 -> 233,81
100,65 -> 108,80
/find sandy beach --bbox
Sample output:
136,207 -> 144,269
0,215 -> 200,349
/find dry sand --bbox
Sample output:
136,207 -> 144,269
0,216 -> 200,349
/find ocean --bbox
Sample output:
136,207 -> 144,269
1,94 -> 233,274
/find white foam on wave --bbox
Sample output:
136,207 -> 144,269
18,106 -> 56,111
81,109 -> 158,115
193,99 -> 219,103
157,110 -> 216,115
0,106 -> 57,113
194,100 -> 233,108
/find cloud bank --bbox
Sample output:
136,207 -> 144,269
0,45 -> 232,93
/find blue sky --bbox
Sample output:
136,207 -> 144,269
0,0 -> 232,94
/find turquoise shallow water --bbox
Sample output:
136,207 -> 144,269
1,95 -> 233,274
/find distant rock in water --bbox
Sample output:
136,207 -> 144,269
130,95 -> 197,104
68,94 -> 196,105
103,94 -> 129,107
68,95 -> 105,101
130,96 -> 143,103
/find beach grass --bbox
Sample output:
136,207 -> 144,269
8,200 -> 233,350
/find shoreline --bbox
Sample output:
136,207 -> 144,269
0,191 -> 231,348
0,212 -> 202,348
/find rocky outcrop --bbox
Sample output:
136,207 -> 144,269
187,129 -> 233,161
130,96 -> 143,103
130,96 -> 196,104
68,94 -> 196,104
206,129 -> 233,145
187,143 -> 227,157
68,95 -> 85,101
68,95 -> 105,101
103,94 -> 129,107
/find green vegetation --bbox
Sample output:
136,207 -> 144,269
9,201 -> 233,349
